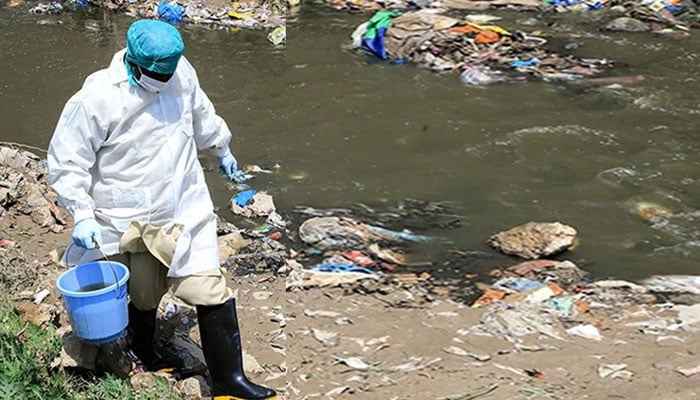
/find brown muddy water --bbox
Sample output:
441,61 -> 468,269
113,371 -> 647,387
0,4 -> 698,282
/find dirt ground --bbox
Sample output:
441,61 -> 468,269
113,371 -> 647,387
3,203 -> 698,400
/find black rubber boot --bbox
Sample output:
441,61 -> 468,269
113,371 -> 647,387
197,299 -> 277,400
128,303 -> 183,374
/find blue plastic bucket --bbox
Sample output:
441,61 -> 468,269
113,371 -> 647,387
56,261 -> 130,344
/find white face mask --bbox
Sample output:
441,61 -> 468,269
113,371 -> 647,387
136,66 -> 171,93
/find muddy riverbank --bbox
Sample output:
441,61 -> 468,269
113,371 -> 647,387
1,145 -> 698,399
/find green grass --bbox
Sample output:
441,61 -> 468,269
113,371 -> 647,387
0,304 -> 183,400
0,305 -> 71,399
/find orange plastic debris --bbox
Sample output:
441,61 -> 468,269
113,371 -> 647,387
547,284 -> 564,296
473,289 -> 506,306
474,30 -> 500,44
448,25 -> 481,35
448,24 -> 501,44
574,300 -> 591,314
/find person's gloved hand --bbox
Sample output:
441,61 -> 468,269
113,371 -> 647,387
218,151 -> 239,181
72,218 -> 102,250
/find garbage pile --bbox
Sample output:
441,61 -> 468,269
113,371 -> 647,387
219,167 -> 290,276
26,0 -> 287,30
470,258 -> 700,351
274,201 -> 470,294
0,145 -> 65,232
315,0 -> 543,13
352,10 -> 615,85
320,0 -> 699,32
292,199 -> 467,271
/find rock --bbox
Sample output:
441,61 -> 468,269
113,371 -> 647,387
267,26 -> 286,46
96,336 -> 133,379
487,222 -> 578,259
130,371 -> 176,392
602,17 -> 651,32
170,335 -> 208,373
175,376 -> 210,399
243,352 -> 265,374
57,331 -> 98,370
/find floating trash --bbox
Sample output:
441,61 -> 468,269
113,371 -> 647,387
352,10 -> 616,85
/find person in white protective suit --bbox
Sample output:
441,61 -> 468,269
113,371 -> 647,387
47,19 -> 276,400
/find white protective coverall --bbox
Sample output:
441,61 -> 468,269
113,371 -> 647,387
48,49 -> 230,278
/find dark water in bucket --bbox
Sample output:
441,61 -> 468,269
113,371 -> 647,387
76,283 -> 112,293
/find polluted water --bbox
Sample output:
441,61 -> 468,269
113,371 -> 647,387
76,283 -> 112,292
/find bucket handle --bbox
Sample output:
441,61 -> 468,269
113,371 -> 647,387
65,241 -> 124,299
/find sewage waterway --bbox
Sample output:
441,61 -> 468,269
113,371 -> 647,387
0,4 -> 698,282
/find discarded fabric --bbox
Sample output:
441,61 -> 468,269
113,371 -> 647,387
361,10 -> 402,59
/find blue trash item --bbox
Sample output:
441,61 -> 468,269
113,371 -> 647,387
234,189 -> 257,208
157,2 -> 184,25
365,224 -> 431,242
361,10 -> 402,59
510,58 -> 540,68
492,277 -> 544,292
56,261 -> 130,344
313,264 -> 376,274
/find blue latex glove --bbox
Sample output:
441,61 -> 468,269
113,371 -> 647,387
218,152 -> 239,181
72,218 -> 102,250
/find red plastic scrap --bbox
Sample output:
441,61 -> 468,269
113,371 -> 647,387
340,250 -> 375,267
269,231 -> 283,241
0,239 -> 16,248
380,263 -> 398,272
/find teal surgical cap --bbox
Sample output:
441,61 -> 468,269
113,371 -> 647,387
125,19 -> 184,75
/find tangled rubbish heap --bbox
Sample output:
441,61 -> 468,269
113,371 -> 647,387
323,0 -> 699,33
351,10 -> 616,84
24,0 -> 289,30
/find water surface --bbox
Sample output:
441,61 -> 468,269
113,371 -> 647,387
1,4 -> 698,281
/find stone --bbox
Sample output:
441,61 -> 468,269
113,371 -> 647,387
130,371 -> 176,392
175,376 -> 210,398
602,17 -> 651,32
57,331 -> 98,370
487,222 -> 577,259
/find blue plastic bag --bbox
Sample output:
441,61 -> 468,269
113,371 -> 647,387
158,2 -> 184,25
233,189 -> 256,208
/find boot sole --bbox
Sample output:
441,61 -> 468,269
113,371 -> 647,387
213,396 -> 277,400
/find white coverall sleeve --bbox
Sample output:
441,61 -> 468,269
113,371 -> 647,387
47,95 -> 107,223
190,72 -> 233,157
